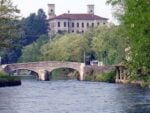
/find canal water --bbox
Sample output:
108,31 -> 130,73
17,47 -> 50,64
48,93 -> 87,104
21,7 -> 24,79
0,78 -> 150,113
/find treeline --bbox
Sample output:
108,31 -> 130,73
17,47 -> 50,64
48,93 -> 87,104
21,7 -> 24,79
107,0 -> 150,84
0,4 -> 48,64
19,25 -> 127,65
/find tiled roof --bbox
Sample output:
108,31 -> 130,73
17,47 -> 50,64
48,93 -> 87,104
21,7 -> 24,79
49,13 -> 108,20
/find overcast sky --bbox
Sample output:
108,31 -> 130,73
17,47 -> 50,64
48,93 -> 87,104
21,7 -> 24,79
12,0 -> 115,22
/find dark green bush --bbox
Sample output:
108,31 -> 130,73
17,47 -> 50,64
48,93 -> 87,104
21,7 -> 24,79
95,71 -> 116,83
0,71 -> 20,82
85,71 -> 116,83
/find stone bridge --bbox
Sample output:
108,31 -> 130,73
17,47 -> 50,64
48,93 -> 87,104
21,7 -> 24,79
0,61 -> 112,81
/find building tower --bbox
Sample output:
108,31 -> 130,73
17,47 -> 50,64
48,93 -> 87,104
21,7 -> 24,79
87,4 -> 94,14
48,4 -> 56,19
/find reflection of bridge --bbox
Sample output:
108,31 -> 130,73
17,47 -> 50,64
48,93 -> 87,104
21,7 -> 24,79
0,61 -> 111,81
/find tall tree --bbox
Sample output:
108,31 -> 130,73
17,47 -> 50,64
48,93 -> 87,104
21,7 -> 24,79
0,0 -> 20,48
19,35 -> 49,62
91,25 -> 127,65
40,34 -> 89,62
23,9 -> 47,37
107,0 -> 150,81
1,8 -> 48,64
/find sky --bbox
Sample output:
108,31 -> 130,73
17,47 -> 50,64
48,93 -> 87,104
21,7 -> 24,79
12,0 -> 115,22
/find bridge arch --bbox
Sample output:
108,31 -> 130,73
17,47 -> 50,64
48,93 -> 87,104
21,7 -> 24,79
10,68 -> 39,79
49,67 -> 80,80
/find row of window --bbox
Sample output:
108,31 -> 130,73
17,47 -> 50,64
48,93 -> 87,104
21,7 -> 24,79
57,30 -> 85,33
57,22 -> 105,28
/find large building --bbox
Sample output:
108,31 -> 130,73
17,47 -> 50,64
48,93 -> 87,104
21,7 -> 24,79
48,4 -> 108,38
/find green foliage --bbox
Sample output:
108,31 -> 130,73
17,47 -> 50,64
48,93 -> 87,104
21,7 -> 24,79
107,0 -> 150,82
91,25 -> 127,64
84,75 -> 95,81
19,25 -> 127,65
0,71 -> 20,81
40,34 -> 89,62
123,0 -> 150,77
95,71 -> 116,83
0,0 -> 20,48
85,71 -> 116,83
22,9 -> 47,36
0,71 -> 9,76
0,8 -> 48,64
19,35 -> 49,62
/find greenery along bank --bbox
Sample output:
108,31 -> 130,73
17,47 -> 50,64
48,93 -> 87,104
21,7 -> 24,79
0,72 -> 21,87
19,25 -> 127,65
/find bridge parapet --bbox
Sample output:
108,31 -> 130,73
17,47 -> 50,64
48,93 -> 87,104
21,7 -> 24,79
1,61 -> 84,81
1,61 -> 113,81
5,61 -> 81,72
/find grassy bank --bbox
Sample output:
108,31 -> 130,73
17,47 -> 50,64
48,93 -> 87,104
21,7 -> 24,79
85,71 -> 150,88
85,71 -> 116,83
0,72 -> 21,87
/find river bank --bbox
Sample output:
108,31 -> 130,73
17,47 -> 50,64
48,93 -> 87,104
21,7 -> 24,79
84,71 -> 150,87
0,72 -> 21,87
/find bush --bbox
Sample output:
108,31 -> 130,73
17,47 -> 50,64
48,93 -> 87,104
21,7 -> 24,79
95,71 -> 116,83
85,71 -> 116,83
0,71 -> 20,82
84,75 -> 95,81
0,71 -> 9,77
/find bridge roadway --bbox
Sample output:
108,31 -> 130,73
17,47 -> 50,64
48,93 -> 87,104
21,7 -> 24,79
0,61 -> 111,81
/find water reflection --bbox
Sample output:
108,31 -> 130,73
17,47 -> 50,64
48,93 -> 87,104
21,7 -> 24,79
0,78 -> 149,113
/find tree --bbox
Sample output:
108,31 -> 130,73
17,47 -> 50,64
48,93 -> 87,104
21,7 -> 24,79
40,34 -> 89,62
19,35 -> 49,62
0,0 -> 20,48
23,9 -> 47,36
91,25 -> 127,65
107,0 -> 150,81
1,8 -> 48,64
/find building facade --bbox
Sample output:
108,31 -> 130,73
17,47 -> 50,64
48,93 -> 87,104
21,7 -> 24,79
48,4 -> 108,38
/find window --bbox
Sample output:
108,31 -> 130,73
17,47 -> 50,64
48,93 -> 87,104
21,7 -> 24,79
87,23 -> 89,27
72,30 -> 74,32
77,23 -> 79,27
58,22 -> 60,27
103,22 -> 106,25
82,30 -> 84,33
51,9 -> 53,13
64,22 -> 66,27
97,22 -> 100,26
92,23 -> 94,27
72,22 -> 74,27
82,23 -> 84,28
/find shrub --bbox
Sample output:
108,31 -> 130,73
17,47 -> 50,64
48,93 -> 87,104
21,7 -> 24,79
0,71 -> 20,82
0,71 -> 9,76
85,71 -> 116,83
85,75 -> 95,81
95,71 -> 116,83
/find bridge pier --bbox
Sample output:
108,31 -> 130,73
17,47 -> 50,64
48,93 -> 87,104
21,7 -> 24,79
38,70 -> 49,81
79,63 -> 85,81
